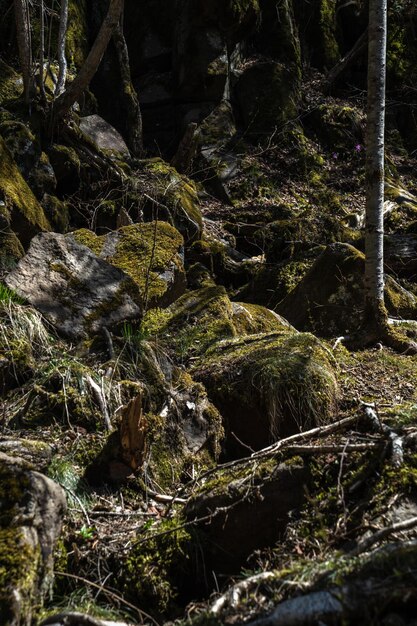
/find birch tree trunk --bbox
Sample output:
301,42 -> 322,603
14,0 -> 32,105
55,0 -> 69,97
364,0 -> 387,328
53,0 -> 124,119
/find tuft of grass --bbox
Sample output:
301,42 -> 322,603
0,282 -> 25,305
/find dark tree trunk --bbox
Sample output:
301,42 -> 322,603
14,0 -> 32,105
112,21 -> 143,156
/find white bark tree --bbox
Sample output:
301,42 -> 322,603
364,0 -> 387,326
363,0 -> 417,353
55,0 -> 69,98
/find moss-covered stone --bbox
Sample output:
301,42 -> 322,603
121,516 -> 195,615
72,222 -> 186,308
0,59 -> 22,106
235,60 -> 300,140
48,144 -> 81,195
193,331 -> 338,457
307,103 -> 364,153
0,118 -> 39,177
0,228 -> 24,271
278,243 -> 417,336
0,136 -> 50,248
0,454 -> 65,625
143,285 -> 290,362
41,194 -> 69,233
141,159 -> 203,244
0,527 -> 39,624
66,0 -> 89,68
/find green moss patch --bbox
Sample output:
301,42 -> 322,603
0,137 -> 50,246
141,159 -> 203,243
193,331 -> 338,456
73,222 -> 185,308
142,285 -> 290,363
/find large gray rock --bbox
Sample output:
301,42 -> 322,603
0,453 -> 66,625
79,115 -> 130,157
6,232 -> 142,340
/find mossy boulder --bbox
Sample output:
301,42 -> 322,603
197,101 -> 240,202
48,144 -> 81,196
294,0 -> 340,69
192,331 -> 338,458
72,222 -> 186,308
5,232 -> 143,340
66,0 -> 89,68
235,60 -> 300,140
252,0 -> 301,67
0,453 -> 66,625
278,243 -> 417,336
0,228 -> 24,272
0,117 -> 39,178
0,136 -> 50,248
145,285 -> 291,362
79,114 -> 130,158
185,459 -> 308,574
0,439 -> 53,473
237,254 -> 317,309
0,60 -> 22,106
41,194 -> 69,233
307,102 -> 364,152
141,159 -> 203,244
0,116 -> 57,200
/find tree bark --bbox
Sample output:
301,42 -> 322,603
38,0 -> 47,104
112,21 -> 143,156
55,0 -> 69,97
14,0 -> 32,105
364,0 -> 387,328
53,0 -> 124,119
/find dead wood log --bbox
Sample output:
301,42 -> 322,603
171,122 -> 198,174
119,392 -> 146,471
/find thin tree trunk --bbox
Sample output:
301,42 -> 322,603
364,0 -> 387,327
53,0 -> 124,119
112,21 -> 143,156
14,0 -> 32,105
39,0 -> 47,104
55,0 -> 68,97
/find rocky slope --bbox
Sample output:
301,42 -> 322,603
2,1 -> 417,625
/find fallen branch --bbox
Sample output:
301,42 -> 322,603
178,414 -> 362,498
211,571 -> 279,615
350,515 -> 417,556
285,442 -> 381,455
325,29 -> 368,88
251,414 -> 361,459
360,402 -> 403,466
